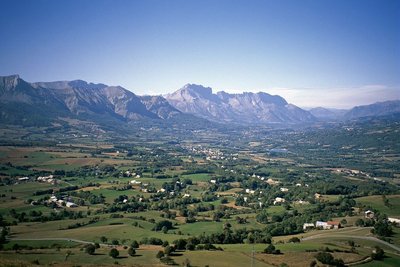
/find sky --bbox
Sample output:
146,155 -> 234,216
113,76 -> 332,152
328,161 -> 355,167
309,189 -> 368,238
0,0 -> 399,108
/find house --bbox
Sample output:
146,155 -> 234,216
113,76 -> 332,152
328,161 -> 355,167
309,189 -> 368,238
130,180 -> 141,185
314,193 -> 321,199
388,217 -> 400,226
327,221 -> 341,229
273,197 -> 285,205
316,221 -> 331,230
280,187 -> 289,192
303,223 -> 315,230
210,179 -> 217,184
365,210 -> 375,219
66,201 -> 78,208
183,193 -> 191,198
18,177 -> 30,181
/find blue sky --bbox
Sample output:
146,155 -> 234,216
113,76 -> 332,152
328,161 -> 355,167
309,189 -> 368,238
0,0 -> 399,108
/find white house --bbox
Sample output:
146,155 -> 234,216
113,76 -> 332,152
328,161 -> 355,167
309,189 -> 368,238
365,210 -> 375,219
316,221 -> 330,230
388,217 -> 400,226
280,187 -> 289,192
303,223 -> 315,230
66,201 -> 78,208
273,197 -> 285,205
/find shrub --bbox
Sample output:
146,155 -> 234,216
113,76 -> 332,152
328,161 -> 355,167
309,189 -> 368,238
288,237 -> 300,243
371,246 -> 384,260
128,247 -> 136,256
84,244 -> 96,255
156,250 -> 164,258
109,248 -> 119,258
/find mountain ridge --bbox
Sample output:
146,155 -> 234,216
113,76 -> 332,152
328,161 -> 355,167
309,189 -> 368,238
1,75 -> 399,127
165,84 -> 315,124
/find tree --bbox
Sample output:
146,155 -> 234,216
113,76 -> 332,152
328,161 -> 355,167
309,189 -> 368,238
100,236 -> 108,243
355,218 -> 365,227
288,237 -> 300,243
85,244 -> 96,255
256,210 -> 268,224
126,239 -> 137,248
128,247 -> 136,256
371,246 -> 385,260
156,250 -> 165,258
109,248 -> 119,258
373,220 -> 393,237
315,252 -> 334,264
65,250 -> 72,261
264,244 -> 280,254
173,239 -> 187,250
164,245 -> 174,256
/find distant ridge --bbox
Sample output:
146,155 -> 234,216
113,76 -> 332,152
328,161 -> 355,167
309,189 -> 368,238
165,84 -> 315,124
1,75 -> 399,127
344,100 -> 400,119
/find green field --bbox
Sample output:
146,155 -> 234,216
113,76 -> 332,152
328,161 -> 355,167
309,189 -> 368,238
356,195 -> 400,217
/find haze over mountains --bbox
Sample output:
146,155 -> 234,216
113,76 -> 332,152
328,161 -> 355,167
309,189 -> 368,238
0,75 -> 399,127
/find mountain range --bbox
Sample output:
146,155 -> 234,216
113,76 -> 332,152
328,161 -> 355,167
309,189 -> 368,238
0,75 -> 399,127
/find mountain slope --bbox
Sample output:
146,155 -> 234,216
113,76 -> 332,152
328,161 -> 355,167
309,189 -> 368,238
165,84 -> 315,124
344,100 -> 400,119
0,75 -> 159,126
309,107 -> 347,120
139,95 -> 181,119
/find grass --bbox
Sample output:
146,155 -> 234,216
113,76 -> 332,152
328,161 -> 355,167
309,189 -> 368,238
178,221 -> 223,235
181,173 -> 211,182
356,195 -> 400,217
358,253 -> 400,267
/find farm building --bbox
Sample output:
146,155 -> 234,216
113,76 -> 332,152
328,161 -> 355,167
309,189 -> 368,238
365,210 -> 375,219
316,221 -> 330,230
327,221 -> 341,229
303,223 -> 315,230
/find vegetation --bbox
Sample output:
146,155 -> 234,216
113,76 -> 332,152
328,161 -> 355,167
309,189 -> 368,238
0,116 -> 399,266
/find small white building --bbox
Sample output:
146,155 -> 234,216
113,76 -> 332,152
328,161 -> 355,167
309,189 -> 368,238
388,217 -> 400,226
280,187 -> 289,192
365,210 -> 375,219
316,221 -> 331,230
66,201 -> 78,208
303,223 -> 315,230
273,197 -> 285,205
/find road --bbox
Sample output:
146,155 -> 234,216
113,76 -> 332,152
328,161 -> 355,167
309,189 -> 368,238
302,234 -> 400,253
